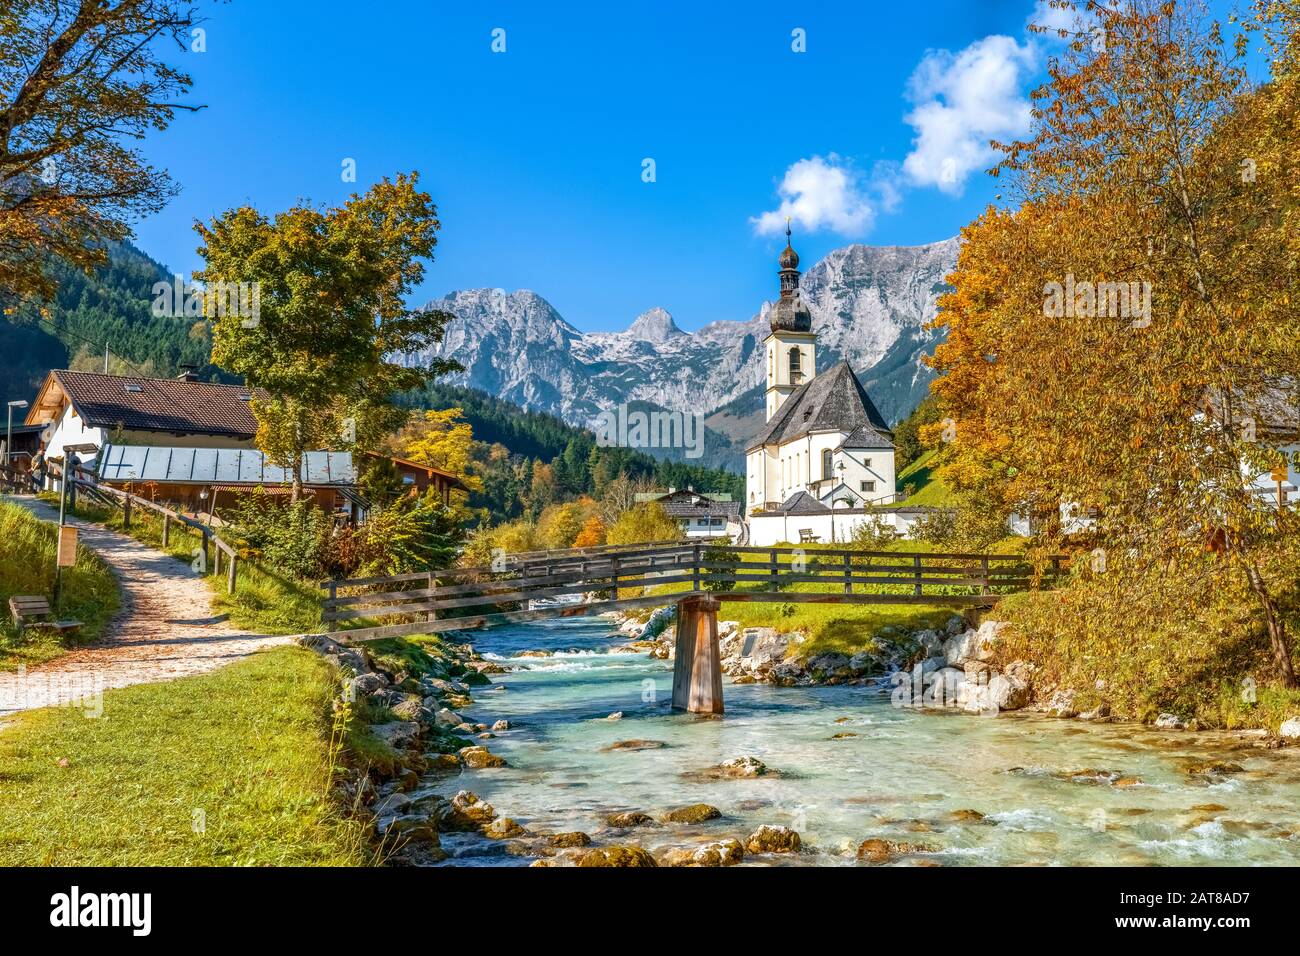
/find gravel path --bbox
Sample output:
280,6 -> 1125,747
0,495 -> 291,720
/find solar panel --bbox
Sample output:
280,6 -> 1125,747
95,445 -> 355,486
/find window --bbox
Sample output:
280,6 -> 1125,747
822,449 -> 833,480
861,480 -> 876,493
788,347 -> 802,381
864,458 -> 872,468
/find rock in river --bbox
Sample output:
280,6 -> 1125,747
662,803 -> 722,824
459,745 -> 507,769
444,790 -> 497,831
483,817 -> 528,839
578,846 -> 658,867
602,739 -> 668,752
745,825 -> 801,854
662,839 -> 745,867
607,811 -> 654,828
549,831 -> 593,848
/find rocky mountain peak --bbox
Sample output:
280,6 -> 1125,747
625,307 -> 682,343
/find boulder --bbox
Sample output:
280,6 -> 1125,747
577,846 -> 658,867
602,739 -> 667,752
369,721 -> 422,750
944,615 -> 965,636
723,627 -> 790,677
1079,702 -> 1111,721
662,839 -> 744,867
856,838 -> 934,864
549,831 -> 592,848
444,790 -> 497,830
662,804 -> 722,824
606,811 -> 653,828
745,825 -> 801,854
914,629 -> 944,657
719,756 -> 769,778
389,695 -> 426,721
806,652 -> 853,680
1279,717 -> 1300,739
943,630 -> 978,666
1042,689 -> 1078,719
1154,713 -> 1188,730
434,708 -> 464,728
458,746 -> 507,769
848,650 -> 881,676
605,712 -> 624,721
350,672 -> 388,696
491,719 -> 511,731
770,660 -> 807,686
375,813 -> 439,844
372,791 -> 413,816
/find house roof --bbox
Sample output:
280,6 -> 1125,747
98,444 -> 355,486
26,370 -> 264,439
1205,382 -> 1299,440
363,451 -> 468,492
748,360 -> 894,451
636,488 -> 733,504
658,495 -> 741,519
777,490 -> 830,515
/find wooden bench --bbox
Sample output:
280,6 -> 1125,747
798,528 -> 821,543
8,596 -> 81,637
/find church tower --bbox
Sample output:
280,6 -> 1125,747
763,222 -> 815,421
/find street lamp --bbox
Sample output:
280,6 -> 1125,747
6,400 -> 28,467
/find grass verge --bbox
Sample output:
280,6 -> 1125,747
0,501 -> 120,671
0,645 -> 373,865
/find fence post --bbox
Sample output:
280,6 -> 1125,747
981,555 -> 990,596
326,581 -> 337,633
427,571 -> 437,623
201,528 -> 210,575
214,542 -> 222,577
162,514 -> 171,547
844,552 -> 852,595
913,554 -> 923,597
610,555 -> 619,601
693,542 -> 701,593
770,548 -> 778,591
122,495 -> 131,529
227,552 -> 237,594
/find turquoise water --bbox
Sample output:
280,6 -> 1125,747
427,617 -> 1300,866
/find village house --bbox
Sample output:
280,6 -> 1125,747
635,487 -> 741,539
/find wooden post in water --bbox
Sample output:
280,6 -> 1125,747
671,595 -> 724,715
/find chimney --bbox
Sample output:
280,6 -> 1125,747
176,364 -> 199,383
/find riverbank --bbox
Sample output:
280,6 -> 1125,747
354,615 -> 1300,866
609,605 -> 1300,742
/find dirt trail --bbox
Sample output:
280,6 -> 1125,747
0,495 -> 291,719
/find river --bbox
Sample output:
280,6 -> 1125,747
425,616 -> 1300,866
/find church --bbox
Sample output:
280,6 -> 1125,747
744,228 -> 919,546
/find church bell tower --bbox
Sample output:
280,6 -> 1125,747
763,222 -> 816,421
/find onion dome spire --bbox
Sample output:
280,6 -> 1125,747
769,218 -> 811,333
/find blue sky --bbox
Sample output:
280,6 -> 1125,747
125,1 -> 1179,332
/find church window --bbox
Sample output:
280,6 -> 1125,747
861,480 -> 876,493
822,449 -> 833,480
788,348 -> 802,381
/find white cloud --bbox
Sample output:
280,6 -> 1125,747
901,34 -> 1037,195
750,155 -> 882,238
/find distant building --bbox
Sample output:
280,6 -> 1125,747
745,228 -> 921,545
363,451 -> 468,506
637,487 -> 740,539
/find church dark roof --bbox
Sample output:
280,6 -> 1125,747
777,490 -> 829,514
748,360 -> 894,451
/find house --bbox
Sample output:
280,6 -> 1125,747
25,368 -> 263,454
744,228 -> 908,546
96,442 -> 358,517
363,451 -> 468,506
638,487 -> 741,539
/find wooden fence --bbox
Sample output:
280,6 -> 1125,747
321,542 -> 1064,643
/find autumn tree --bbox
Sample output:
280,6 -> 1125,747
572,515 -> 606,548
606,502 -> 681,546
931,0 -> 1300,684
395,406 -> 481,492
196,173 -> 459,500
0,1 -> 208,302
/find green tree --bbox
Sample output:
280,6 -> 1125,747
196,173 -> 459,500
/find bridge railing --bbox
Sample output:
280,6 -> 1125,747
320,542 -> 1065,643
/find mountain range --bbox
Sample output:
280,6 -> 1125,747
406,238 -> 960,470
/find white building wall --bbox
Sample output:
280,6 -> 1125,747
45,406 -> 105,456
746,509 -> 911,547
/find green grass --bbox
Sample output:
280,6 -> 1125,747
641,541 -> 976,656
0,645 -> 374,866
0,501 -> 121,671
896,449 -> 954,506
45,494 -> 322,636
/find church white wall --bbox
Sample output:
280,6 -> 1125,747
746,509 -> 922,547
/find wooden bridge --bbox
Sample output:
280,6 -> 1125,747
322,541 -> 1063,715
